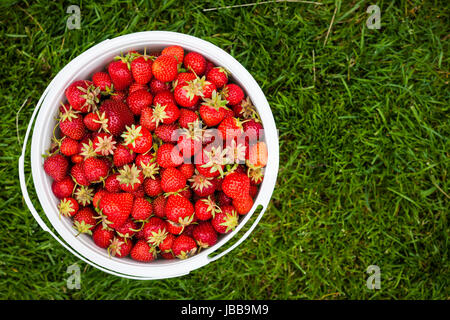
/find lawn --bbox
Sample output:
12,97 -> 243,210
0,0 -> 448,299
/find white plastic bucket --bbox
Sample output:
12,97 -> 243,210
19,31 -> 279,280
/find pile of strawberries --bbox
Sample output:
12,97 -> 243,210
43,45 -> 268,262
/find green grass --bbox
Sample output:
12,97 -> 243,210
1,0 -> 449,299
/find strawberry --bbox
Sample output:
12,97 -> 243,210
178,163 -> 194,179
92,225 -> 114,249
126,89 -> 153,115
130,55 -> 153,84
129,82 -> 148,94
83,112 -> 103,131
166,219 -> 184,235
107,60 -> 132,91
247,141 -> 268,168
192,221 -> 218,248
233,195 -> 253,215
59,109 -> 86,140
196,77 -> 216,99
149,78 -> 170,95
131,197 -> 153,221
161,167 -> 186,193
111,90 -> 127,102
70,162 -> 90,186
143,177 -> 162,197
108,236 -> 133,258
222,172 -> 250,200
143,217 -> 168,246
247,167 -> 264,185
52,176 -> 75,199
136,154 -> 159,179
115,218 -> 138,239
218,117 -> 244,142
165,194 -> 194,227
172,235 -> 197,259
113,144 -> 135,167
92,71 -> 113,93
232,96 -> 257,119
178,108 -> 199,129
159,233 -> 176,254
174,82 -> 200,108
92,132 -> 117,156
217,191 -> 233,206
204,60 -> 214,76
153,90 -> 176,106
71,154 -> 84,164
83,157 -> 109,183
60,137 -> 81,156
58,197 -> 79,218
207,67 -> 229,88
195,145 -> 226,178
116,164 -> 144,192
174,72 -> 197,87
156,143 -> 184,168
152,54 -> 178,82
222,83 -> 244,106
130,239 -> 157,262
92,188 -> 108,209
44,154 -> 69,182
140,107 -> 157,132
73,207 -> 97,235
122,124 -> 153,154
188,171 -> 217,197
199,91 -> 229,127
151,102 -> 180,127
212,205 -> 239,234
153,195 -> 166,218
194,196 -> 221,221
183,52 -> 206,75
161,45 -> 184,64
65,80 -> 100,113
73,185 -> 94,206
98,99 -> 134,136
155,123 -> 178,143
99,192 -> 134,229
131,184 -> 145,198
243,119 -> 264,146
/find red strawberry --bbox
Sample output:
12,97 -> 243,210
130,239 -> 157,262
115,218 -> 138,239
70,162 -> 90,186
152,54 -> 178,82
92,188 -> 108,209
60,137 -> 80,156
129,82 -> 148,94
108,236 -> 133,258
178,108 -> 199,129
130,55 -> 153,84
136,154 -> 159,179
192,221 -> 218,248
149,78 -> 170,95
99,192 -> 134,229
143,177 -> 162,197
92,132 -> 117,156
113,144 -> 135,167
172,235 -> 197,259
243,119 -> 264,142
71,154 -> 84,164
58,197 -> 79,218
155,123 -> 178,143
178,163 -> 194,179
143,217 -> 168,246
188,171 -> 217,197
98,100 -> 134,136
212,206 -> 239,234
194,145 -> 226,178
44,154 -> 69,182
217,191 -> 233,206
131,184 -> 145,198
131,197 -> 153,221
159,233 -> 176,253
83,112 -> 103,131
151,102 -> 180,127
222,172 -> 250,200
153,90 -> 176,107
233,195 -> 253,215
73,207 -> 97,235
248,167 -> 264,185
140,107 -> 157,132
194,196 -> 221,221
207,67 -> 229,88
126,89 -> 153,115
174,72 -> 197,87
196,77 -> 216,99
222,83 -> 244,106
116,164 -> 144,192
65,80 -> 100,113
107,60 -> 132,91
156,143 -> 184,168
183,52 -> 206,75
83,157 -> 109,183
92,71 -> 113,93
166,219 -> 184,235
111,90 -> 127,102
59,109 -> 86,140
161,167 -> 186,193
161,45 -> 184,64
199,91 -> 229,127
153,195 -> 166,218
174,82 -> 200,108
92,225 -> 114,249
204,60 -> 214,76
52,176 -> 75,199
122,124 -> 153,154
165,194 -> 194,227
218,117 -> 244,142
